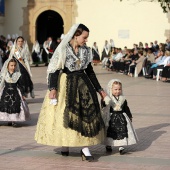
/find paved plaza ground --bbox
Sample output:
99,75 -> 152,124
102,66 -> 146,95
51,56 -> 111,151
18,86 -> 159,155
0,65 -> 170,170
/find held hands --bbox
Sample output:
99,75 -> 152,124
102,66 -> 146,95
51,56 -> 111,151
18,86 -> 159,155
99,90 -> 111,104
99,90 -> 107,99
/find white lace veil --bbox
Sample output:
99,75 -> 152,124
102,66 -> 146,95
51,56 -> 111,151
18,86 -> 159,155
101,79 -> 123,127
0,52 -> 20,90
106,79 -> 122,97
47,23 -> 79,77
24,40 -> 33,64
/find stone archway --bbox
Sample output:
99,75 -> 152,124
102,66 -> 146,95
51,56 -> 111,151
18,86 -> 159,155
26,0 -> 76,46
36,10 -> 64,44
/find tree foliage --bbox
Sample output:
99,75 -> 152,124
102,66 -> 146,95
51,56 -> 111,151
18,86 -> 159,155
120,0 -> 170,13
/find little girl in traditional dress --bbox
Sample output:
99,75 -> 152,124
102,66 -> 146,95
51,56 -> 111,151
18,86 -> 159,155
0,57 -> 31,127
102,79 -> 138,154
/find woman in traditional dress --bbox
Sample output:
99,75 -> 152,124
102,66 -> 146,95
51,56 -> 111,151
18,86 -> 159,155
92,42 -> 100,65
35,23 -> 107,161
42,39 -> 49,66
14,36 -> 34,98
101,40 -> 110,61
32,40 -> 40,67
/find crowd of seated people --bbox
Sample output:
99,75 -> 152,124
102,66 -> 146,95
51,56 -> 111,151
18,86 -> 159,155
101,39 -> 170,82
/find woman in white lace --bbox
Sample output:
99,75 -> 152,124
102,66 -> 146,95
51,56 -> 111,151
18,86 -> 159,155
35,24 -> 107,161
14,36 -> 34,98
102,79 -> 138,154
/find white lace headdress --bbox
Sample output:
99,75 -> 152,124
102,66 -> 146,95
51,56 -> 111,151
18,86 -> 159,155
106,79 -> 122,97
47,23 -> 79,76
0,40 -> 22,88
0,49 -> 20,90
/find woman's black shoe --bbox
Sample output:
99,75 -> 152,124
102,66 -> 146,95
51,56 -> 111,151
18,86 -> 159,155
119,147 -> 125,155
61,151 -> 69,156
81,150 -> 94,162
8,122 -> 12,126
106,146 -> 112,152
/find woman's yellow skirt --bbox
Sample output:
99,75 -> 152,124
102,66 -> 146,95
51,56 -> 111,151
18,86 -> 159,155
35,73 -> 104,147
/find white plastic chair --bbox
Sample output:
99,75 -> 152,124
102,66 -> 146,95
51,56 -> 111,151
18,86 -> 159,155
156,68 -> 163,81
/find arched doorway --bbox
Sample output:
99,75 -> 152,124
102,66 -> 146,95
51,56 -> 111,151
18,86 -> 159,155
36,10 -> 64,45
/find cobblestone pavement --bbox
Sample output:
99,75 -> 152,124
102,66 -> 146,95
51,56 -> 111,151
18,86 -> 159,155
0,65 -> 170,170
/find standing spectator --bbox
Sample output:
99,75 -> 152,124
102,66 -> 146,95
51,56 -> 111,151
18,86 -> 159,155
92,42 -> 100,65
32,40 -> 40,67
110,39 -> 115,49
101,40 -> 110,61
47,37 -> 57,60
42,38 -> 49,66
56,38 -> 61,47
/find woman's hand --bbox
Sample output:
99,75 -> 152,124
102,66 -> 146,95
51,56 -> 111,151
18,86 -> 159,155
99,90 -> 107,99
49,89 -> 57,99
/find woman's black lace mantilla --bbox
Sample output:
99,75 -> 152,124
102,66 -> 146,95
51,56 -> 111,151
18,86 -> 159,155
63,71 -> 104,137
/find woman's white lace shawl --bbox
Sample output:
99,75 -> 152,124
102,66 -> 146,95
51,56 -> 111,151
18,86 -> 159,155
47,44 -> 93,74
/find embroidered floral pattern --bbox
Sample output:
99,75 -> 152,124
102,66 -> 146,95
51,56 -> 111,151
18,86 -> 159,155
65,44 -> 92,72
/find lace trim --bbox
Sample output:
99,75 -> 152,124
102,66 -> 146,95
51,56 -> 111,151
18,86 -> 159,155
63,73 -> 104,137
5,72 -> 21,83
110,95 -> 125,111
65,45 -> 93,72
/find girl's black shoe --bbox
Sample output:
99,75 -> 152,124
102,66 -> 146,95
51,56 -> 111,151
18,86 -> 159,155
61,151 -> 69,156
12,122 -> 20,128
106,146 -> 112,152
81,150 -> 94,162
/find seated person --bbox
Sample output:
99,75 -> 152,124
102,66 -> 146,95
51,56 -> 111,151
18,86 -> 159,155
152,50 -> 170,80
128,50 -> 145,77
145,50 -> 165,78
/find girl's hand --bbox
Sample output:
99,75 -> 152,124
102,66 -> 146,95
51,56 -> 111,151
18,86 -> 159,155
49,89 -> 57,99
22,96 -> 25,100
